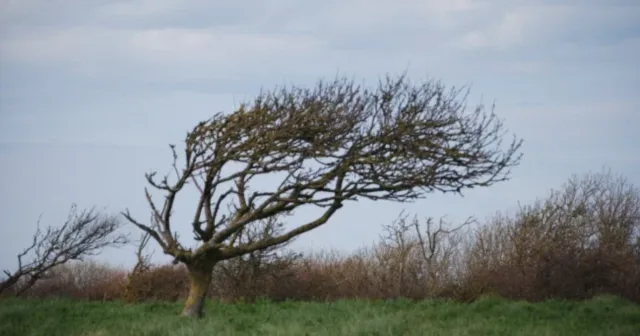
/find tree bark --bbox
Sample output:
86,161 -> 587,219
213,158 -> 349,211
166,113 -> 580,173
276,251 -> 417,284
181,259 -> 216,318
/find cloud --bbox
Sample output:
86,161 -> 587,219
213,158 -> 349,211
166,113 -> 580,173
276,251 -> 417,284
453,5 -> 563,49
0,26 -> 326,83
127,28 -> 322,65
453,2 -> 640,50
0,0 -> 638,85
0,1 -> 481,86
97,0 -> 185,17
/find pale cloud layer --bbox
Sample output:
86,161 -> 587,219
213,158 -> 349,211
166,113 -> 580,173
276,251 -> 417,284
1,0 -> 638,269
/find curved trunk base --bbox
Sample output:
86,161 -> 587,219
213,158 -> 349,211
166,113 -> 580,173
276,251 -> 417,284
181,260 -> 215,318
181,296 -> 207,318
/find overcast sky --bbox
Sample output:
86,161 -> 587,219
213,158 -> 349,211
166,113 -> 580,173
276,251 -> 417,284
1,0 -> 638,270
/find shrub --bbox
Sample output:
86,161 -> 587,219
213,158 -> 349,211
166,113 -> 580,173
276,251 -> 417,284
8,170 -> 638,304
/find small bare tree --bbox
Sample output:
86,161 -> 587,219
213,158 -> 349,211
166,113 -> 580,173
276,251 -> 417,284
123,233 -> 154,303
123,74 -> 523,318
379,211 -> 473,298
377,212 -> 417,297
413,215 -> 474,293
0,204 -> 128,296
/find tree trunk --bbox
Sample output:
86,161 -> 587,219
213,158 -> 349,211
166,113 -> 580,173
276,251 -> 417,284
181,260 -> 216,318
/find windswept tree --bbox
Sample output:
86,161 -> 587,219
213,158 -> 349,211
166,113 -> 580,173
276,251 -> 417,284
0,205 -> 128,296
123,74 -> 523,317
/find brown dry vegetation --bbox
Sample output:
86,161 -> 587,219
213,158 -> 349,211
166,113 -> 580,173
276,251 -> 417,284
3,170 -> 639,305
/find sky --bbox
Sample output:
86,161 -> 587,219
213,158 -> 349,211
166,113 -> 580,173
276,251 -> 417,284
1,0 -> 639,270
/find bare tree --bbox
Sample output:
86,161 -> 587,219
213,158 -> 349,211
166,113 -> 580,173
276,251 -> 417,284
413,215 -> 474,292
378,211 -> 473,298
0,204 -> 128,296
123,74 -> 523,317
123,233 -> 154,303
377,211 -> 417,297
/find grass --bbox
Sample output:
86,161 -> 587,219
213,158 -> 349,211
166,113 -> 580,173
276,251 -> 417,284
0,295 -> 639,336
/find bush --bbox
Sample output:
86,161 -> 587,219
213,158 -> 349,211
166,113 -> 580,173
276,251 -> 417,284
19,261 -> 127,301
6,169 -> 638,304
463,169 -> 640,302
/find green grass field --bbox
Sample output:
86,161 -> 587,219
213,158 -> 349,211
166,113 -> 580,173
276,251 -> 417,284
1,295 -> 639,336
